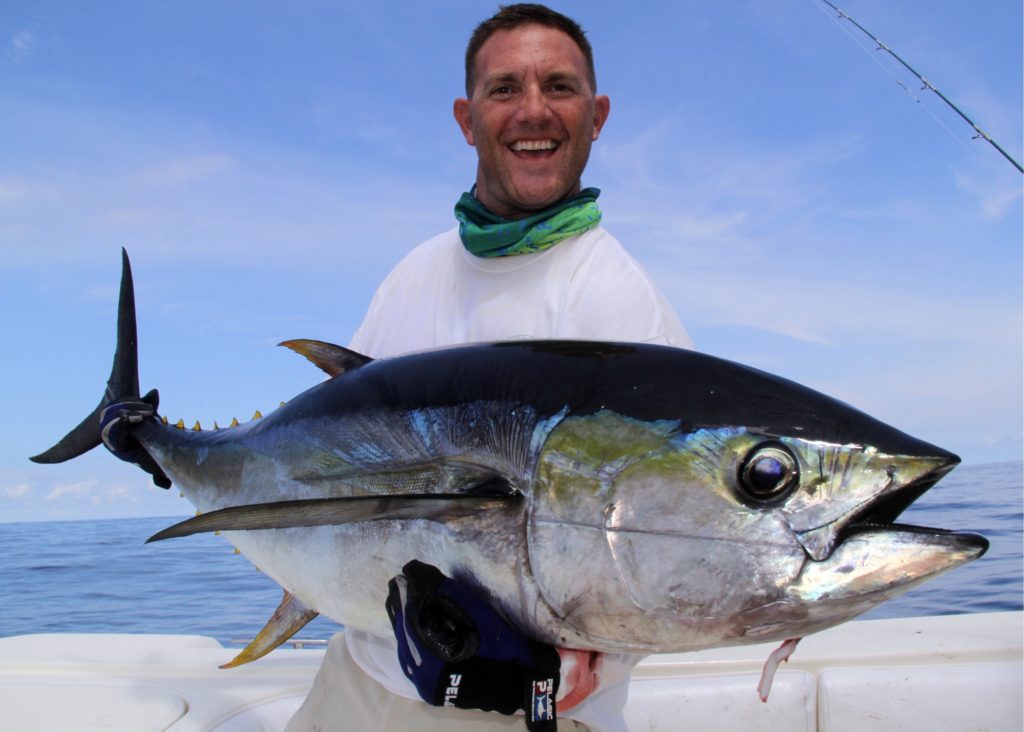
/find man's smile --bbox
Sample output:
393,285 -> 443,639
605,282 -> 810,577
509,139 -> 560,152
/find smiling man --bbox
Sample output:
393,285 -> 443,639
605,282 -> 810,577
288,5 -> 690,732
348,4 -> 691,358
453,18 -> 609,218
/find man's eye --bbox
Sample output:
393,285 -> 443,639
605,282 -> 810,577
491,85 -> 514,96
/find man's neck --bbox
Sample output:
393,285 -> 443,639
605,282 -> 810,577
474,183 -> 583,220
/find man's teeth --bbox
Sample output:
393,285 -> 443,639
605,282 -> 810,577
510,140 -> 558,151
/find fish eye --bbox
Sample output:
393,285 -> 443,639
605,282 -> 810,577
738,444 -> 799,503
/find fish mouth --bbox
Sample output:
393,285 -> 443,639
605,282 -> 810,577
843,521 -> 989,552
840,455 -> 987,554
788,453 -> 988,604
787,522 -> 988,607
853,457 -> 953,525
792,453 -> 987,562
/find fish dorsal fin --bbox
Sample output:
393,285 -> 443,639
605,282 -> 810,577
278,339 -> 372,377
220,589 -> 319,668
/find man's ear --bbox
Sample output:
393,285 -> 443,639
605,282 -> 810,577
592,95 -> 610,141
453,98 -> 475,146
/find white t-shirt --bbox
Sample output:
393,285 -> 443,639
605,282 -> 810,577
342,224 -> 692,731
349,225 -> 692,358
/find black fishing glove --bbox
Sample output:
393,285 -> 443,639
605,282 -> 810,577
386,560 -> 560,731
99,389 -> 172,489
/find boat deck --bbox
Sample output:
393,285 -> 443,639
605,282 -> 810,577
1,612 -> 1020,731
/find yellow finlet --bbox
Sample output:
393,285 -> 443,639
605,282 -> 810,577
161,415 -> 168,425
252,410 -> 263,420
230,417 -> 240,427
220,590 -> 319,668
233,547 -> 241,555
175,419 -> 185,429
279,401 -> 286,407
192,420 -> 202,431
214,421 -> 221,430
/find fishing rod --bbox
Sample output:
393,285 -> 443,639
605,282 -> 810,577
818,0 -> 1023,174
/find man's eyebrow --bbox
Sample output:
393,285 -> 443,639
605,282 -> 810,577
543,70 -> 583,85
481,69 -> 584,87
482,71 -> 522,87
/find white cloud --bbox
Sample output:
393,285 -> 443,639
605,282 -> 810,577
10,30 -> 34,64
3,483 -> 32,499
662,265 -> 1022,348
42,479 -> 139,506
596,111 -> 862,212
0,180 -> 30,205
140,153 -> 236,186
0,138 -> 455,273
44,480 -> 98,502
98,484 -> 136,505
0,179 -> 57,206
954,170 -> 1023,221
97,207 -> 165,228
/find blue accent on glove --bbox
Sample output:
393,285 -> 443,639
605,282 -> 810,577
385,560 -> 559,731
99,390 -> 171,489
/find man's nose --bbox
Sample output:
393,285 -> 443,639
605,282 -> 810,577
517,84 -> 552,123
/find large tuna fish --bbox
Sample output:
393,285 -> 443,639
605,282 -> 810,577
32,251 -> 987,671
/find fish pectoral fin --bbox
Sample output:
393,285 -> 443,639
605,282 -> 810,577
278,339 -> 372,377
220,590 -> 319,668
146,494 -> 521,541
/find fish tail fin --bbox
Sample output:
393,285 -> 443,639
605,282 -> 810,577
30,248 -> 147,464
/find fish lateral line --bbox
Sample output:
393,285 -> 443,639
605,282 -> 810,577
534,515 -> 801,550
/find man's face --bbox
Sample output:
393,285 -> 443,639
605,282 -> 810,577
454,24 -> 610,219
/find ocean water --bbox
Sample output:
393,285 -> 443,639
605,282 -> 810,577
1,461 -> 1020,645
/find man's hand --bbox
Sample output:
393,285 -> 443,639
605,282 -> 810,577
386,560 -> 560,731
100,390 -> 171,489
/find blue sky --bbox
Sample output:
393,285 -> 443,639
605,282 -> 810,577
2,1 -> 1021,523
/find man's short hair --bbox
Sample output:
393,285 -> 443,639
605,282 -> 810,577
464,3 -> 597,96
